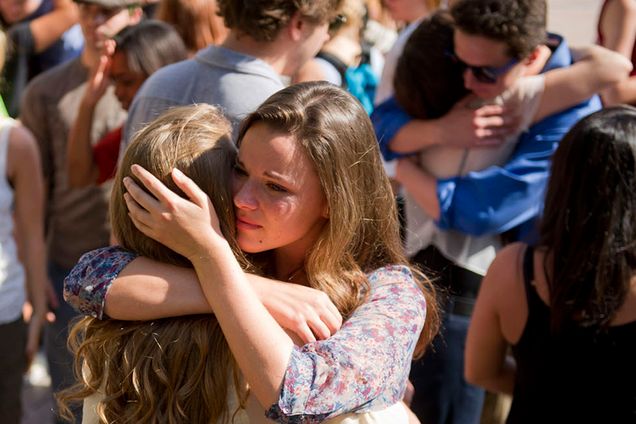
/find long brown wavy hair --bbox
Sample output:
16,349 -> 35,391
238,81 -> 440,356
57,105 -> 250,423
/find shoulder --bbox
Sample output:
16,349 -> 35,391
6,122 -> 38,163
486,243 -> 524,282
367,264 -> 415,287
23,58 -> 83,98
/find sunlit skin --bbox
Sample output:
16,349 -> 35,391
382,0 -> 431,23
454,29 -> 527,100
77,3 -> 132,51
292,20 -> 330,75
109,52 -> 145,110
232,123 -> 329,279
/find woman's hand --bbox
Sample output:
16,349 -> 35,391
254,277 -> 343,343
124,165 -> 224,261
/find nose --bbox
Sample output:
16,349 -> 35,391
233,179 -> 258,211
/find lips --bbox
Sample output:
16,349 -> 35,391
236,216 -> 261,231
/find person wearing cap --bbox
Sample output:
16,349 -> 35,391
19,1 -> 141,422
120,0 -> 342,152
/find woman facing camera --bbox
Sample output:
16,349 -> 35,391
64,82 -> 439,422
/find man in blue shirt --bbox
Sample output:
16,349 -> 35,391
372,1 -> 601,423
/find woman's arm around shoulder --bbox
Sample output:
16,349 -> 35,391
534,44 -> 632,122
268,265 -> 427,422
465,242 -> 527,395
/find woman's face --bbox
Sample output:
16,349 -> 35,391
232,123 -> 328,260
110,52 -> 146,110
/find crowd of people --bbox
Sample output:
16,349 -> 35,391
1,0 -> 635,423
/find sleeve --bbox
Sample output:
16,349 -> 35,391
266,265 -> 427,423
370,97 -> 414,161
435,99 -> 598,236
63,246 -> 138,320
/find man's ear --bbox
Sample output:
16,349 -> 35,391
288,11 -> 307,42
522,44 -> 551,76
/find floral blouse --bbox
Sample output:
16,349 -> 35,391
64,246 -> 427,423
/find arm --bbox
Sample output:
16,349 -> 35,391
8,125 -> 48,367
435,97 -> 601,237
123,166 -> 426,416
394,158 -> 439,220
64,246 -> 342,341
465,244 -> 522,394
7,0 -> 79,55
599,0 -> 636,105
29,0 -> 79,53
67,54 -> 111,188
535,45 -> 632,121
371,97 -> 512,160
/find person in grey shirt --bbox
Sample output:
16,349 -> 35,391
122,0 -> 342,149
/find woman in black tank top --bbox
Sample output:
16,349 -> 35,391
464,106 -> 636,424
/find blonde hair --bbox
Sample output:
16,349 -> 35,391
238,82 -> 440,356
58,105 -> 249,423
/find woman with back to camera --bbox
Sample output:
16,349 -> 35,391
465,106 -> 636,423
64,81 -> 439,422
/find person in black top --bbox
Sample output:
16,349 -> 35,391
465,105 -> 636,423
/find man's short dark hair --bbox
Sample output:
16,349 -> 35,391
451,0 -> 547,59
218,0 -> 341,42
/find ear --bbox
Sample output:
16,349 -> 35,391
322,203 -> 329,219
522,44 -> 551,76
288,11 -> 307,42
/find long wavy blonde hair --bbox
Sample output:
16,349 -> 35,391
238,81 -> 440,356
57,105 -> 250,423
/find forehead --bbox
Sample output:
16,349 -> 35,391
453,29 -> 511,67
77,2 -> 123,15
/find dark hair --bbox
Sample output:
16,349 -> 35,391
217,0 -> 341,42
394,10 -> 468,119
451,0 -> 547,59
539,106 -> 636,333
114,20 -> 188,76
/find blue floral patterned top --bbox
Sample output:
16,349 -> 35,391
64,246 -> 427,423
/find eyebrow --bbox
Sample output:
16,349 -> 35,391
236,159 -> 294,185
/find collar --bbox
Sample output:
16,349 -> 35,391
541,33 -> 569,73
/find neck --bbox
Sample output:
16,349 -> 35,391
222,30 -> 292,76
273,252 -> 306,284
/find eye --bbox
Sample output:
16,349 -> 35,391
267,182 -> 288,193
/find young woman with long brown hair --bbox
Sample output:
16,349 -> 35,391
64,82 -> 439,422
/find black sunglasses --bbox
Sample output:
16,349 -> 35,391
445,50 -> 518,84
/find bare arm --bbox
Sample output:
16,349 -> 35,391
465,244 -> 522,395
535,44 -> 633,122
29,0 -> 79,53
389,99 -> 511,154
105,255 -> 341,343
8,125 -> 48,368
67,55 -> 112,188
599,0 -> 636,105
394,158 -> 440,220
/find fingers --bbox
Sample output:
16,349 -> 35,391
296,323 -> 317,344
171,168 -> 209,207
123,192 -> 155,232
307,315 -> 332,341
130,164 -> 179,206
